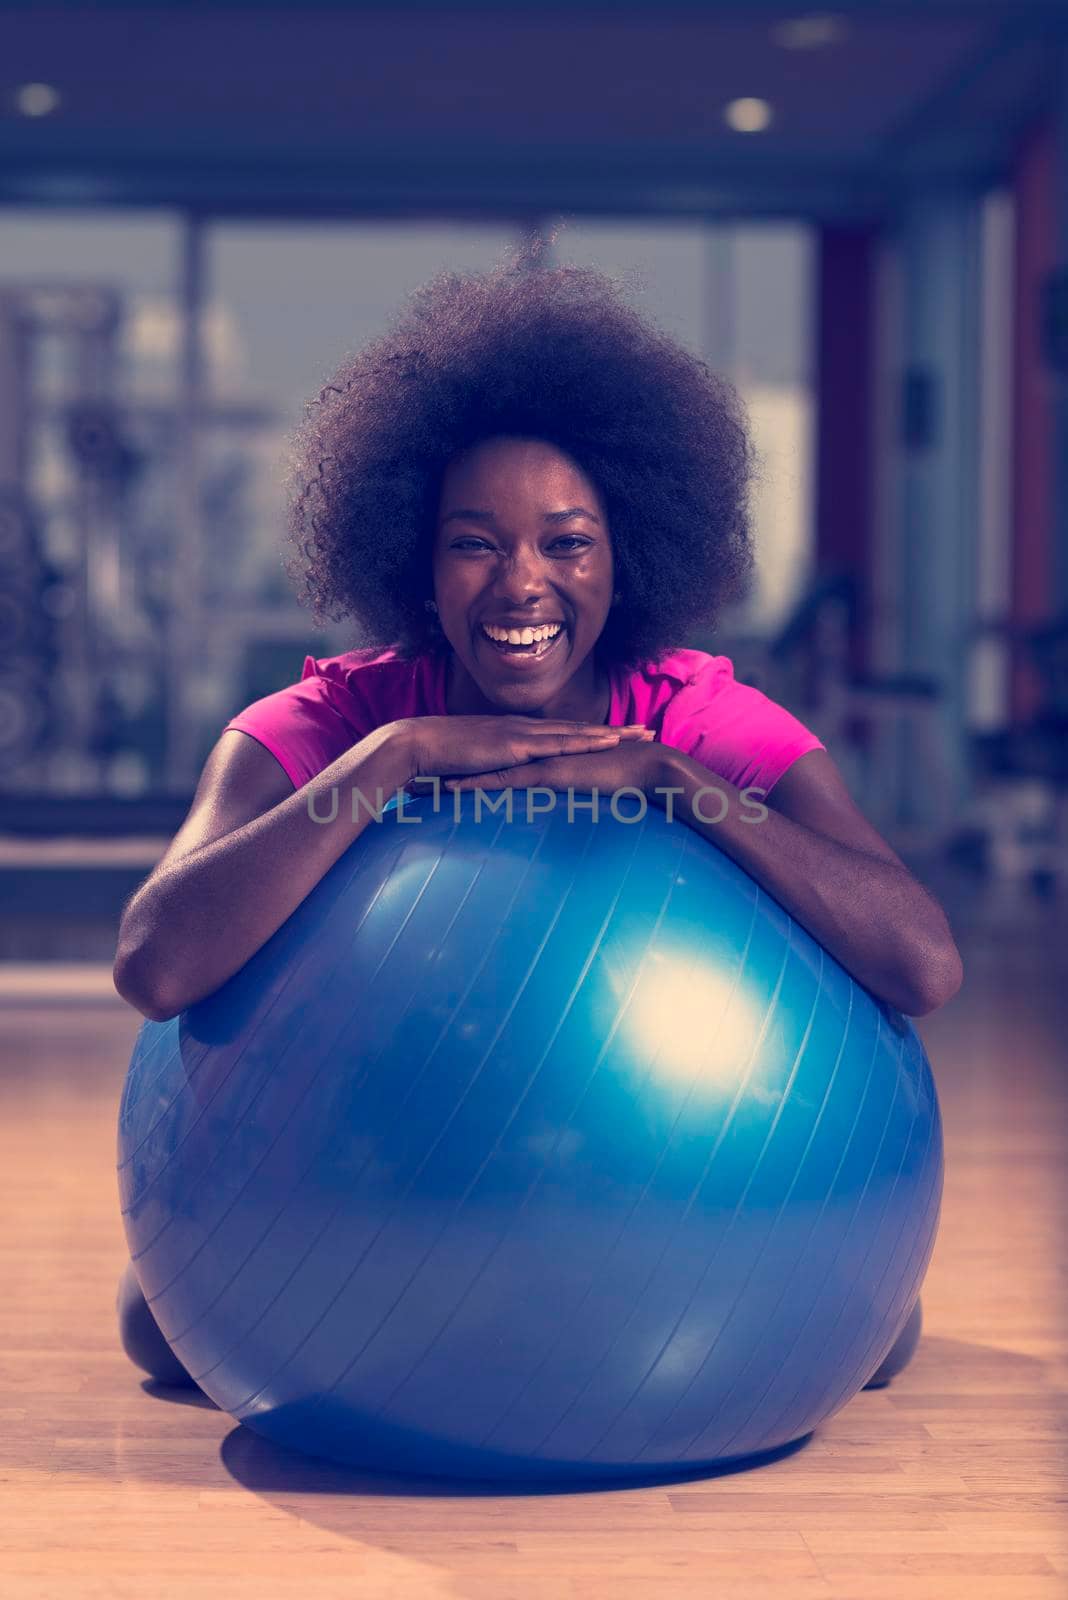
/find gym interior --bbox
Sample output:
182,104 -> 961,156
2,3 -> 1066,1595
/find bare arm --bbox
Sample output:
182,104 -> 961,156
113,707 -> 631,1022
654,746 -> 963,1017
113,722 -> 414,1022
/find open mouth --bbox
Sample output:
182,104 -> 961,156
478,623 -> 566,665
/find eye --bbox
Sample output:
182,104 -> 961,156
448,535 -> 591,554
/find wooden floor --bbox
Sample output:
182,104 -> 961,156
3,870 -> 1067,1599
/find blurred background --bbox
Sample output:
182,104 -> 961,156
1,0 -> 1067,973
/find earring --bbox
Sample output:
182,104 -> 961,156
612,591 -> 622,605
424,598 -> 438,614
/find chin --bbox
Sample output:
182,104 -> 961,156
480,676 -> 554,703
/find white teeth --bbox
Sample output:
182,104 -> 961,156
482,622 -> 563,646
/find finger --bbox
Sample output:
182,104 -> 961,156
526,731 -> 620,746
445,773 -> 513,791
544,726 -> 651,740
516,734 -> 620,757
521,731 -> 652,752
509,719 -> 600,734
515,719 -> 649,734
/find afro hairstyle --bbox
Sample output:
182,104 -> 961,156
283,244 -> 757,672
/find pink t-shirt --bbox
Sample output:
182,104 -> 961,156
222,645 -> 824,798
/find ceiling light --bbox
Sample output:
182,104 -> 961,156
13,82 -> 61,117
724,98 -> 774,135
772,14 -> 848,50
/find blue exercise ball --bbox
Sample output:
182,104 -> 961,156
118,787 -> 943,1483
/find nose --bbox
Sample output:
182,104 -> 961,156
491,550 -> 552,606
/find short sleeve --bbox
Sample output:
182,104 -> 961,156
222,656 -> 363,790
659,654 -> 825,796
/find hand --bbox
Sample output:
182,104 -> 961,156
440,735 -> 662,801
394,714 -> 654,784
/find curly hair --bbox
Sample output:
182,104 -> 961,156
282,244 -> 757,673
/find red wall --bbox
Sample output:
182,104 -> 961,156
1011,115 -> 1056,719
815,227 -> 876,677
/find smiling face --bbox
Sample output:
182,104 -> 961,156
432,436 -> 616,720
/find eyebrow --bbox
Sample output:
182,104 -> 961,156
440,507 -> 601,527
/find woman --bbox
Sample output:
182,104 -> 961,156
114,249 -> 958,1391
